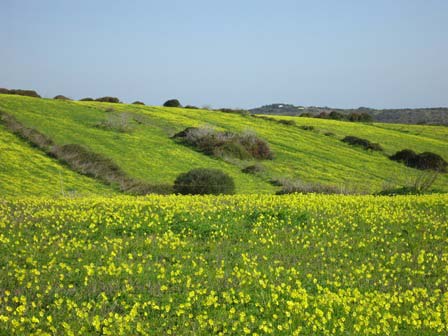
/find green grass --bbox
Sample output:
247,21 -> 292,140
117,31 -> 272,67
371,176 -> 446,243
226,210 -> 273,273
0,94 -> 447,195
0,124 -> 116,197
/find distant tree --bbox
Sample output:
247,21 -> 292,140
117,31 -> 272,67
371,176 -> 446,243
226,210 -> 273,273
95,97 -> 120,103
163,99 -> 181,107
54,95 -> 71,100
329,111 -> 345,120
132,101 -> 145,105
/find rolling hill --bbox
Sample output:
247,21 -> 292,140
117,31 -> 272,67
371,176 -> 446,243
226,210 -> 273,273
0,94 -> 447,196
250,103 -> 448,125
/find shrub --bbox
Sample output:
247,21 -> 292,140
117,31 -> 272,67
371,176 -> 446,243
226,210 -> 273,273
0,88 -> 41,98
185,105 -> 199,109
163,99 -> 181,107
174,168 -> 235,195
96,97 -> 120,103
80,97 -> 94,101
95,113 -> 134,133
390,149 -> 447,172
299,125 -> 315,131
173,127 -> 273,160
342,136 -> 383,151
54,95 -> 71,100
242,164 -> 265,174
390,149 -> 417,165
324,132 -> 335,137
132,101 -> 145,105
276,179 -> 343,195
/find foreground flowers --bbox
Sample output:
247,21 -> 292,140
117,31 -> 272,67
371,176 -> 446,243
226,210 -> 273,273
0,194 -> 447,335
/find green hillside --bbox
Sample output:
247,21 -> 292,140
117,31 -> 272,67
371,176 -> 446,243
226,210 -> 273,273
0,124 -> 116,197
0,94 -> 447,195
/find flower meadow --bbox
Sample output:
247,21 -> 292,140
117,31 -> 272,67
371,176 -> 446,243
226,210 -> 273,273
0,194 -> 447,335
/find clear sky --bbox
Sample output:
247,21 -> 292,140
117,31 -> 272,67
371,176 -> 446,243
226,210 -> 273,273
1,0 -> 447,109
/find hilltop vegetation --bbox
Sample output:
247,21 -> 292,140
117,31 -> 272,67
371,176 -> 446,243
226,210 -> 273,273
0,94 -> 447,196
251,103 -> 448,125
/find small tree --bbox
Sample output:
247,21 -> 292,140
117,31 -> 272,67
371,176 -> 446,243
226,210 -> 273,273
174,168 -> 235,195
163,99 -> 181,107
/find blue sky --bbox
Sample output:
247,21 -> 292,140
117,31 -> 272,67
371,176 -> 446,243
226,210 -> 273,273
1,0 -> 447,108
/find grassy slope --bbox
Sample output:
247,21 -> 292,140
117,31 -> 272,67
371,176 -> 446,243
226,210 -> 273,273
0,94 -> 447,194
0,124 -> 116,197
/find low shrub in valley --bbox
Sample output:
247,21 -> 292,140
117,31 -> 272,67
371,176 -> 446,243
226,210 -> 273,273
342,136 -> 383,151
174,168 -> 235,195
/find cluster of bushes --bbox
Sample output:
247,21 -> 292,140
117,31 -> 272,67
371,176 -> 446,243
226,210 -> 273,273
342,136 -> 383,151
273,178 -> 360,195
0,88 -> 41,98
95,96 -> 120,103
172,127 -> 274,160
78,96 -> 121,103
305,111 -> 373,122
390,149 -> 447,172
174,168 -> 235,195
132,101 -> 145,105
0,110 -> 171,194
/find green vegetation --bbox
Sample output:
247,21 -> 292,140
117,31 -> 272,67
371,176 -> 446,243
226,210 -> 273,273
1,194 -> 447,335
0,94 -> 447,196
174,168 -> 235,195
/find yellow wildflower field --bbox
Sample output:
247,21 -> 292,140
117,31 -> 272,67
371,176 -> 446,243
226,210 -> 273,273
0,194 -> 447,335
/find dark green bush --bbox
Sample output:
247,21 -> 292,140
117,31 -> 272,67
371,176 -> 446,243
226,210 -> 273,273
0,88 -> 41,98
390,149 -> 417,165
80,97 -> 94,101
414,152 -> 447,172
324,132 -> 335,137
299,125 -> 315,131
342,136 -> 383,151
163,99 -> 181,107
329,111 -> 345,120
96,97 -> 120,103
54,95 -> 71,100
174,168 -> 235,195
185,105 -> 199,109
132,101 -> 145,105
391,149 -> 447,172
